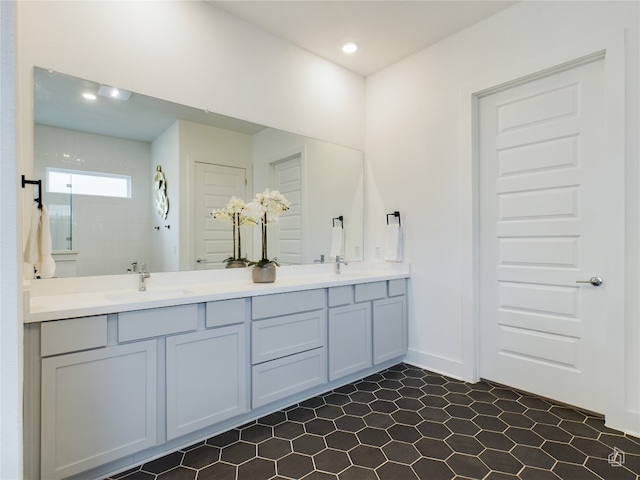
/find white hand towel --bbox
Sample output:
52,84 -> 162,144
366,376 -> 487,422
23,203 -> 56,278
24,202 -> 40,267
329,226 -> 344,258
384,223 -> 403,262
38,204 -> 56,278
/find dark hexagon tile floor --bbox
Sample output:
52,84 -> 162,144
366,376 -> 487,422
108,363 -> 640,480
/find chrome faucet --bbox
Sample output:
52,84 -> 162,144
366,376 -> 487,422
139,263 -> 150,291
314,254 -> 325,264
335,255 -> 348,274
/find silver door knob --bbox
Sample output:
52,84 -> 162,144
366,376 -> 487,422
576,276 -> 603,286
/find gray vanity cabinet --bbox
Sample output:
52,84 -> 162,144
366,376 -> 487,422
328,286 -> 373,381
166,299 -> 249,440
251,289 -> 327,408
30,277 -> 408,480
373,280 -> 408,364
40,316 -> 158,480
327,280 -> 408,381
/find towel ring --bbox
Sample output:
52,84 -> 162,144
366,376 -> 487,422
386,211 -> 401,226
333,216 -> 344,228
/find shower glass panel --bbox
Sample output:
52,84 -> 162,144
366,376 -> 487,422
45,170 -> 73,251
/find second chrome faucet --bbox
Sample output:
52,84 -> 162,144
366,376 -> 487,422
335,255 -> 348,274
139,263 -> 150,291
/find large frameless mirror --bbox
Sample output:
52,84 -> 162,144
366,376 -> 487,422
33,67 -> 364,277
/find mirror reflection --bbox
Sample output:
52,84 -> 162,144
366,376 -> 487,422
33,67 -> 364,277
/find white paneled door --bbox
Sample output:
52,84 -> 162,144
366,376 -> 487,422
194,162 -> 247,269
271,155 -> 303,265
478,56 -> 619,414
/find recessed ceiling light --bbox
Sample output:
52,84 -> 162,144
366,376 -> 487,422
82,93 -> 97,100
342,41 -> 359,54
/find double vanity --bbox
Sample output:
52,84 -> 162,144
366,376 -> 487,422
23,263 -> 410,480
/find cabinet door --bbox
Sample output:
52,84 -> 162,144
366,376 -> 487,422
41,341 -> 157,480
166,325 -> 247,440
329,303 -> 372,381
373,296 -> 407,364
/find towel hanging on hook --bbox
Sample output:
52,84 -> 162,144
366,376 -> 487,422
330,216 -> 345,258
385,211 -> 403,262
22,175 -> 42,209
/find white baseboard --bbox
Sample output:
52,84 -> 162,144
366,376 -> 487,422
606,409 -> 640,438
404,348 -> 472,383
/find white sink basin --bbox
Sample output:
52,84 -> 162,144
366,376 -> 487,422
104,288 -> 196,303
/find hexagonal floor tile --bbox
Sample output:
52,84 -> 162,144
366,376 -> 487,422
325,430 -> 359,451
382,441 -> 421,465
356,427 -> 392,447
375,461 -> 419,480
292,434 -> 326,455
237,457 -> 275,480
334,415 -> 366,432
219,441 -> 255,465
196,462 -> 236,480
313,449 -> 350,474
106,363 -> 640,480
338,465 -> 378,480
415,437 -> 453,460
276,453 -> 315,479
412,457 -> 455,479
181,445 -> 220,469
305,418 -> 336,436
257,437 -> 292,460
348,445 -> 386,469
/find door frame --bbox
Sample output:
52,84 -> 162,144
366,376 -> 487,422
460,32 -> 627,429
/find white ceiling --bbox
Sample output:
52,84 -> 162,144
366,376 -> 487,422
208,1 -> 519,77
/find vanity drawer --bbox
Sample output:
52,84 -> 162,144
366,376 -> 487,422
118,304 -> 198,342
41,316 -> 108,357
328,285 -> 353,307
355,281 -> 387,303
252,348 -> 327,408
388,279 -> 407,297
252,310 -> 326,365
252,289 -> 325,320
206,298 -> 247,328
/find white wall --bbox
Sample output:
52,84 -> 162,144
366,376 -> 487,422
151,121 -> 180,273
1,1 -> 21,477
365,1 -> 639,434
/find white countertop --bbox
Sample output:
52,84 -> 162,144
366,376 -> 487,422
25,262 -> 410,323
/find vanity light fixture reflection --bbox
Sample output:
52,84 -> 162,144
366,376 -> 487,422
98,85 -> 132,101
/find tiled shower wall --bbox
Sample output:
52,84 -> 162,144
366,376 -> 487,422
34,124 -> 152,276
